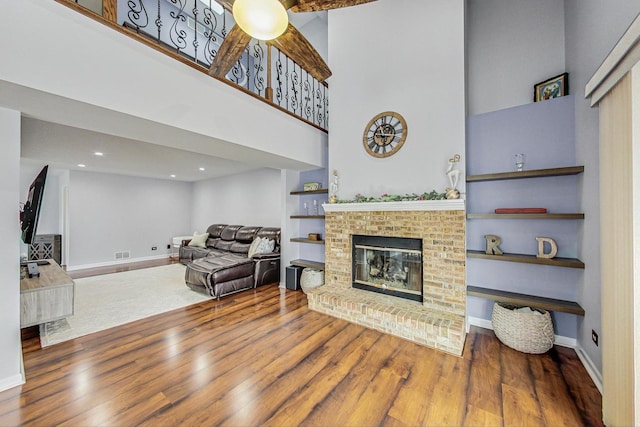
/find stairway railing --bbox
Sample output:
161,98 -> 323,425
58,0 -> 328,131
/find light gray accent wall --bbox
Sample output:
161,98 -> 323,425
0,107 -> 24,391
564,0 -> 640,375
191,168 -> 282,231
296,15 -> 328,63
328,0 -> 466,199
67,171 -> 192,267
296,169 -> 327,264
466,95 -> 580,338
467,0 -> 565,116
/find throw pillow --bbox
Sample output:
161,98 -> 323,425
261,238 -> 275,254
248,237 -> 262,258
188,231 -> 209,248
254,237 -> 275,255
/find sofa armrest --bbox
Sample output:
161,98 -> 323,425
254,255 -> 280,287
252,252 -> 280,260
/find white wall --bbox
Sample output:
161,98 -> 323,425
328,0 -> 466,198
466,0 -> 565,116
18,165 -> 282,268
191,168 -> 281,231
564,0 -> 640,376
0,107 -> 24,392
67,171 -> 192,268
297,15 -> 328,63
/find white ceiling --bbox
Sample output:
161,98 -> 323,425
290,9 -> 327,31
21,117 -> 259,182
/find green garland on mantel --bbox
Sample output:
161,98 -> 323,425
337,191 -> 446,204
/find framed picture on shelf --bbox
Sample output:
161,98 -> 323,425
534,73 -> 569,102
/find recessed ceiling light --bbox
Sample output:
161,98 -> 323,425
78,164 -> 86,168
199,167 -> 205,171
170,174 -> 176,178
94,151 -> 104,156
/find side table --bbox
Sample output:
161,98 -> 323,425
20,259 -> 74,328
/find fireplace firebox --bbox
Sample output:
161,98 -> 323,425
352,235 -> 423,302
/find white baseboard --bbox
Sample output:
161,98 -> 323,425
553,335 -> 577,348
0,373 -> 25,393
575,345 -> 603,394
467,316 -> 492,331
466,316 -> 602,391
66,254 -> 170,271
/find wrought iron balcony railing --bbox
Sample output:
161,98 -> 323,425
60,0 -> 328,131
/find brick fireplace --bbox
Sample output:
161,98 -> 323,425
306,200 -> 466,355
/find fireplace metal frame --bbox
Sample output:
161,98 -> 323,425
351,234 -> 423,302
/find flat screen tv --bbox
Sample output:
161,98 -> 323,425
20,165 -> 48,245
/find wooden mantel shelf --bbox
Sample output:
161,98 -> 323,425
290,189 -> 328,195
467,213 -> 584,219
291,238 -> 325,245
467,250 -> 585,269
290,259 -> 325,270
467,285 -> 585,316
466,166 -> 584,182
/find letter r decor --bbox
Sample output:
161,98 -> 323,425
484,235 -> 503,255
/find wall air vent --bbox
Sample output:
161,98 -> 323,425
115,251 -> 131,260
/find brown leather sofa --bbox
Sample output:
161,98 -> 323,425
180,224 -> 280,299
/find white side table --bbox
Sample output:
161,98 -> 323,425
171,235 -> 192,259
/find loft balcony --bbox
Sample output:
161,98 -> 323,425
58,0 -> 328,132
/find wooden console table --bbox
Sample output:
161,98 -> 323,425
20,259 -> 74,328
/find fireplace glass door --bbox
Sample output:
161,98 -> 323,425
352,235 -> 422,302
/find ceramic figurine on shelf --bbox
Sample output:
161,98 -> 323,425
515,153 -> 525,171
445,154 -> 461,199
329,169 -> 339,203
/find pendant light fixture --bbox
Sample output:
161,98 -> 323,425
232,0 -> 289,41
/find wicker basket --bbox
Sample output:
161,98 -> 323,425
300,268 -> 324,294
491,302 -> 554,354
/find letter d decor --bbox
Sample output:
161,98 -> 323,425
536,237 -> 558,258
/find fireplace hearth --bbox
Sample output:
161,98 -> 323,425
306,200 -> 467,356
352,235 -> 422,302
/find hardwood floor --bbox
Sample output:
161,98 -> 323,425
4,271 -> 603,426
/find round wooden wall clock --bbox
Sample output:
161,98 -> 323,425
362,111 -> 408,158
